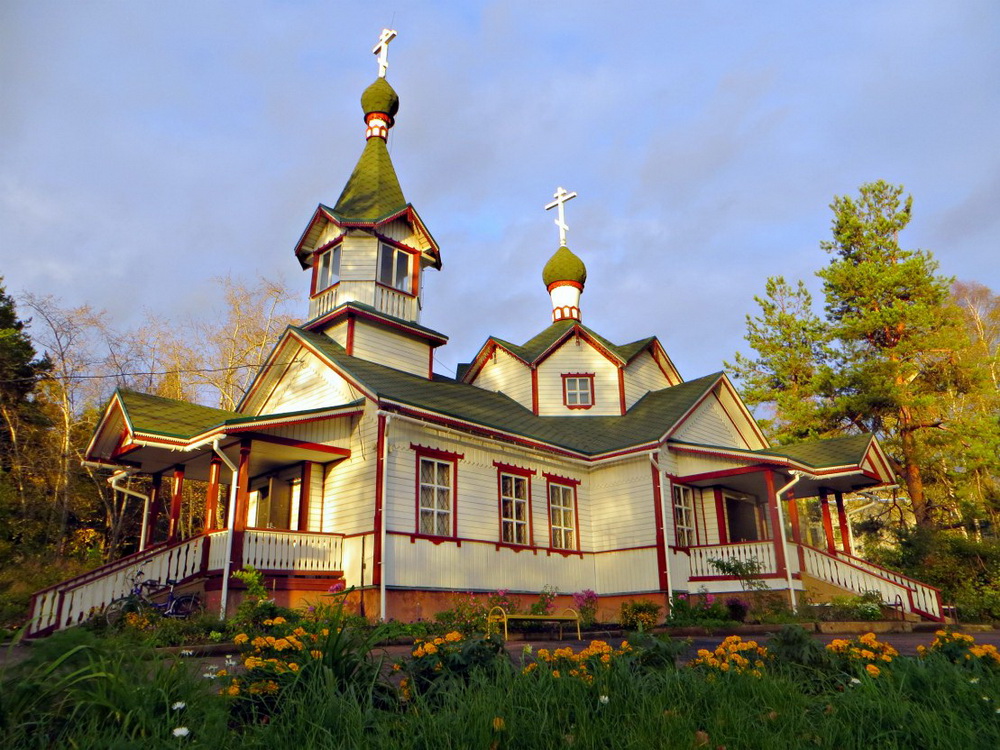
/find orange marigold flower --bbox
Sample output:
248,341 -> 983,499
234,633 -> 249,646
493,717 -> 505,732
424,643 -> 438,655
865,664 -> 881,678
445,631 -> 462,642
310,650 -> 323,659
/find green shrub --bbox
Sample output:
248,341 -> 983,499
529,585 -> 558,616
620,599 -> 662,630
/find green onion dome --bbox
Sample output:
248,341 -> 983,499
361,77 -> 400,120
542,246 -> 587,288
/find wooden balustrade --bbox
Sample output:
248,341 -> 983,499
688,541 -> 777,579
242,530 -> 343,573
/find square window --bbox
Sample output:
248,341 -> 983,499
562,375 -> 594,409
673,485 -> 696,547
378,242 -> 412,294
316,247 -> 340,291
549,483 -> 576,550
418,457 -> 452,537
500,473 -> 529,545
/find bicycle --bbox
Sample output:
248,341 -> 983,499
105,564 -> 202,626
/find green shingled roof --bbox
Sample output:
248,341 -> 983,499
755,433 -> 875,469
117,390 -> 239,439
329,137 -> 408,222
489,320 -> 655,366
294,326 -> 720,455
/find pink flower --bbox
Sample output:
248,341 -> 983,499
328,582 -> 345,593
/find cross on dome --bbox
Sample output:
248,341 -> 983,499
373,28 -> 398,78
545,186 -> 578,247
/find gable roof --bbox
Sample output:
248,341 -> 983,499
292,326 -> 719,457
460,320 -> 677,385
755,433 -> 878,470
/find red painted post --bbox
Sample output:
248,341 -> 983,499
144,473 -> 163,549
819,490 -> 836,554
764,470 -> 788,578
835,491 -> 852,555
204,455 -> 222,533
167,465 -> 185,543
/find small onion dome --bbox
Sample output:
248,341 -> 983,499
542,245 -> 587,290
361,77 -> 400,121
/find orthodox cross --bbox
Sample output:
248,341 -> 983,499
545,186 -> 578,246
373,28 -> 398,78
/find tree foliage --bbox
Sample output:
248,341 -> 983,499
729,181 -> 998,531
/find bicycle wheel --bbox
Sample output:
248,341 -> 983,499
168,594 -> 202,619
105,596 -> 143,627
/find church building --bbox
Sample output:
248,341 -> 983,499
28,31 -> 942,634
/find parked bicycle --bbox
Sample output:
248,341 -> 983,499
104,564 -> 201,626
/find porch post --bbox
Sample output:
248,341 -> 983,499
786,490 -> 805,569
204,455 -> 222,533
819,490 -> 836,554
763,469 -> 788,579
143,473 -> 163,550
713,488 -> 728,545
835,491 -> 852,555
231,440 -> 252,568
297,462 -> 312,532
167,465 -> 185,543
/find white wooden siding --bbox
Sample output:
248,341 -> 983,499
470,348 -> 533,408
671,393 -> 741,446
715,386 -> 767,449
340,533 -> 373,587
622,351 -> 671,410
699,487 -> 720,545
339,233 -> 378,282
306,461 -> 325,533
258,346 -> 362,415
536,342 -> 620,416
323,407 -> 380,536
351,318 -> 430,377
672,450 -> 756,479
594,548 -> 660,593
589,459 -> 657,552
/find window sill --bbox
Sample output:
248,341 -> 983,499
409,533 -> 461,547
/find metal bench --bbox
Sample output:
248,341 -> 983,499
486,606 -> 581,640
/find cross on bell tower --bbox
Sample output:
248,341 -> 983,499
544,186 -> 578,247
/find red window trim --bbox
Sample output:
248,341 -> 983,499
310,240 -> 344,297
412,444 -> 463,539
670,481 -> 699,549
561,372 -> 595,410
544,473 -> 581,552
494,461 -> 534,548
377,240 -> 420,298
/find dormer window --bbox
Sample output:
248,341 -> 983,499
562,373 -> 594,410
378,242 -> 412,294
315,247 -> 341,292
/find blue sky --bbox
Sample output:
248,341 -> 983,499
2,1 -> 998,384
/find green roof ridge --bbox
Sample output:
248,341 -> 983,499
331,137 -> 407,221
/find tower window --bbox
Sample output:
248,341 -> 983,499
378,242 -> 412,294
562,373 -> 594,410
315,247 -> 341,292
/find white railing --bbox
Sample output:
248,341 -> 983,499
206,530 -> 231,571
374,284 -> 416,320
829,549 -> 943,620
689,541 -> 777,579
242,530 -> 343,573
29,535 -> 207,635
309,286 -> 340,320
800,545 -> 943,621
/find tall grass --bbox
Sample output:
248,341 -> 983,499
4,627 -> 1000,749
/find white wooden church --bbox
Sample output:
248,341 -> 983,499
29,31 -> 942,634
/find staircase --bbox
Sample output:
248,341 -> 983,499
799,544 -> 943,621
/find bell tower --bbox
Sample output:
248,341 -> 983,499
291,30 -> 447,378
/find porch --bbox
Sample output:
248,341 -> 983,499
27,528 -> 345,636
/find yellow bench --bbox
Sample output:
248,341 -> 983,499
487,606 -> 581,641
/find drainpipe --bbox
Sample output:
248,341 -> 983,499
212,437 -> 240,621
379,413 -> 392,621
648,453 -> 674,605
774,471 -> 802,611
109,469 -> 150,549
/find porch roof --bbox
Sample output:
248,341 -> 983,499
85,390 -> 362,481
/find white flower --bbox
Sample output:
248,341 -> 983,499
171,701 -> 186,711
970,677 -> 980,684
179,650 -> 194,657
225,657 -> 237,667
598,695 -> 609,705
849,678 -> 861,686
202,672 -> 218,680
172,727 -> 190,737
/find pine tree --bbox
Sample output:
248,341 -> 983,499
726,276 -> 830,443
816,181 -> 967,527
